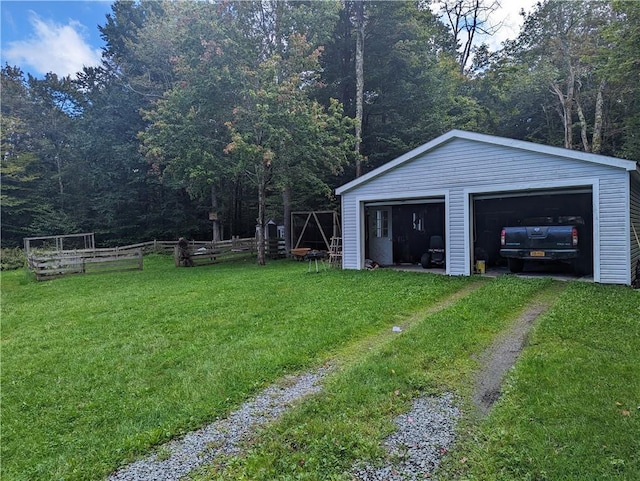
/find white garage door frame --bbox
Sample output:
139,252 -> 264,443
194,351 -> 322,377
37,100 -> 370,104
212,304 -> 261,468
355,190 -> 450,271
463,178 -> 600,282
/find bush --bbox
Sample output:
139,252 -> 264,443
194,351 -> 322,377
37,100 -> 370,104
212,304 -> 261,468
1,247 -> 27,270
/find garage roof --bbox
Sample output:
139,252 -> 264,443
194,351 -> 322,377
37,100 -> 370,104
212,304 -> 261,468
336,129 -> 639,195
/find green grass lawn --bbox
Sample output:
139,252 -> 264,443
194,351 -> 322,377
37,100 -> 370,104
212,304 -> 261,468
1,256 -> 638,480
1,256 -> 472,480
442,281 -> 640,481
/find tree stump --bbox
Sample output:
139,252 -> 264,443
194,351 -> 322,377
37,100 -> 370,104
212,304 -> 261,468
176,237 -> 194,267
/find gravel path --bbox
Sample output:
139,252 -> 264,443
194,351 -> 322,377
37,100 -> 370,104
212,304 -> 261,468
108,366 -> 331,481
353,393 -> 460,481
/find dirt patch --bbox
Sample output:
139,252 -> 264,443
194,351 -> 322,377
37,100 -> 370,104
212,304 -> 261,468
472,285 -> 564,416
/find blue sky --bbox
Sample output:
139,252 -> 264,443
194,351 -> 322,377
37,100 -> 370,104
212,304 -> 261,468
1,0 -> 113,78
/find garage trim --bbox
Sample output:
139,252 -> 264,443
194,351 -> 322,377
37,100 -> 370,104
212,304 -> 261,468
364,198 -> 447,207
335,130 -> 637,197
355,190 -> 449,271
463,178 -> 600,281
472,187 -> 592,200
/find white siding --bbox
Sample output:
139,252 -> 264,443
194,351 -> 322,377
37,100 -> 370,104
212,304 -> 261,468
341,195 -> 359,268
340,138 -> 634,284
598,176 -> 630,284
631,173 -> 640,286
448,190 -> 466,275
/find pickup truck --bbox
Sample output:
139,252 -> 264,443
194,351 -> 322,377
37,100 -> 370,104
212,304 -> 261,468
500,216 -> 587,274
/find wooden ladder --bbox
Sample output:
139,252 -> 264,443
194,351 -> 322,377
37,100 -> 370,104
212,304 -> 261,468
328,236 -> 342,267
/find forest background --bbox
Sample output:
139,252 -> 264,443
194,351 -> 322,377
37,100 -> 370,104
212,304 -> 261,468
2,0 -> 639,254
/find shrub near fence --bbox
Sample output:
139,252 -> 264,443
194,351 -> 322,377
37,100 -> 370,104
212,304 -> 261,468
1,248 -> 27,270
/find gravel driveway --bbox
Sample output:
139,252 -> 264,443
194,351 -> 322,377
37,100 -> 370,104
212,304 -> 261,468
107,283 -> 559,480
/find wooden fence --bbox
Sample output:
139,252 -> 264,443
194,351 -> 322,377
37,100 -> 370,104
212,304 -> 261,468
174,236 -> 258,267
25,237 -> 264,280
27,247 -> 143,281
25,236 -> 287,280
108,237 -> 280,256
24,232 -> 95,256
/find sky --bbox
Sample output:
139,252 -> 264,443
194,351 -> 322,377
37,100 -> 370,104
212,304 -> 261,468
1,0 -> 113,78
472,0 -> 540,50
1,0 -> 539,79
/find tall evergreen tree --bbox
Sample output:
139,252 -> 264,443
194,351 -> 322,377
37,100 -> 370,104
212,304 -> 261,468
1,67 -> 43,245
90,0 -> 212,243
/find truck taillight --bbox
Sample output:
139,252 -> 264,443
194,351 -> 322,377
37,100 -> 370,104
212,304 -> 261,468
500,229 -> 506,246
572,227 -> 578,246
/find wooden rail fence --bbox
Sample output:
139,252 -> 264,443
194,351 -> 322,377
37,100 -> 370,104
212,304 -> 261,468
27,247 -> 143,281
174,236 -> 258,267
25,236 -> 270,280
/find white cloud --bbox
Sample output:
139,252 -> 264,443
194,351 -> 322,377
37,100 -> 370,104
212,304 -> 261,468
2,11 -> 102,78
485,0 -> 539,50
430,0 -> 540,51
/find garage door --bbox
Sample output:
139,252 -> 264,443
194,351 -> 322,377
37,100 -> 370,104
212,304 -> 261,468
471,187 -> 593,275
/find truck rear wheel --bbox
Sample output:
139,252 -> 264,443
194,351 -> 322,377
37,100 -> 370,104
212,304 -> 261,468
508,258 -> 524,273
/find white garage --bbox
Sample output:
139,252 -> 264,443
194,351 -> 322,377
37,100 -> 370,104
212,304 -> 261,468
336,130 -> 640,286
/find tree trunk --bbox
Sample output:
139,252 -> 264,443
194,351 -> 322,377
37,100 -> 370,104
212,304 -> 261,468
551,79 -> 574,150
459,0 -> 480,74
564,68 -> 575,150
211,183 -> 221,242
255,154 -> 273,266
592,79 -> 606,154
256,175 -> 266,266
354,0 -> 365,178
439,0 -> 501,74
282,184 -> 292,255
55,154 -> 64,210
576,96 -> 590,152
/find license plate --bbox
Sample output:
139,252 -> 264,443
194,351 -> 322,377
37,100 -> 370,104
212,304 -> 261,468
530,251 -> 545,257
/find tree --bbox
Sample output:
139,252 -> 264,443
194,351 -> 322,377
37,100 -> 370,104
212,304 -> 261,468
514,0 -> 619,152
469,0 -> 640,159
137,1 -> 243,242
1,67 -> 42,245
99,0 -> 170,98
355,1 -> 475,169
86,0 -> 213,243
25,73 -> 82,214
353,0 -> 366,177
433,0 -> 503,74
469,45 -> 552,143
0,67 -> 86,244
231,0 -> 344,254
602,0 -> 640,161
139,0 -> 349,255
224,29 -> 355,264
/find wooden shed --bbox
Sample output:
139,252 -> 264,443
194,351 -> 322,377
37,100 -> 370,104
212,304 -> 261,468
336,130 -> 640,285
